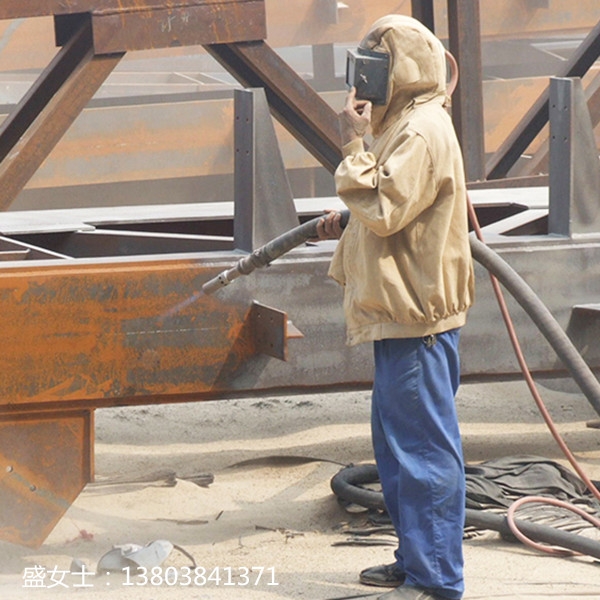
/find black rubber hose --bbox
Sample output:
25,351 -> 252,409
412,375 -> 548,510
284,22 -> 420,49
202,210 -> 351,294
469,235 -> 600,417
202,209 -> 600,419
330,463 -> 387,511
331,464 -> 600,560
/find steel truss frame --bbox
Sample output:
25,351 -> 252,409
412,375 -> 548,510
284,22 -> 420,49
0,0 -> 599,548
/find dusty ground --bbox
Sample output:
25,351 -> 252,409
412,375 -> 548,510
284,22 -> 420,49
1,378 -> 600,599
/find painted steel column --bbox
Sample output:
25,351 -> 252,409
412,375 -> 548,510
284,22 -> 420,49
447,0 -> 485,182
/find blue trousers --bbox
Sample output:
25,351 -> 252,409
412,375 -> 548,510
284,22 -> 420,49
372,331 -> 465,600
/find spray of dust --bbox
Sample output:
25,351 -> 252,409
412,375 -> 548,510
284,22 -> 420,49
158,290 -> 205,325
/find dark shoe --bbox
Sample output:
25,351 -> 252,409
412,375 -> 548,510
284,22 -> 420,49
378,585 -> 448,600
359,563 -> 406,587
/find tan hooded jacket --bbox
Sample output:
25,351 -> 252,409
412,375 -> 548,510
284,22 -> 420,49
330,15 -> 474,346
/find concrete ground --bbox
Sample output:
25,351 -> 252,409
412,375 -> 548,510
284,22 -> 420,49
0,378 -> 599,599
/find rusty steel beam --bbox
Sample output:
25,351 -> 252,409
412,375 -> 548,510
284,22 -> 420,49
0,410 -> 93,547
0,18 -> 123,211
486,17 -> 600,180
0,17 -> 99,166
206,40 -> 342,173
0,0 -> 262,20
0,258 -> 297,413
54,0 -> 266,53
447,0 -> 485,182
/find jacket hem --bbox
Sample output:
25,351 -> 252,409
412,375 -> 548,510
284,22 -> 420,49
346,312 -> 468,346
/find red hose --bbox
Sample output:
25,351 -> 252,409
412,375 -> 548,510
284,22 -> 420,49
506,495 -> 600,556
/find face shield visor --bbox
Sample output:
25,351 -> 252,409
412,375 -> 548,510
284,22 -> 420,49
345,47 -> 390,105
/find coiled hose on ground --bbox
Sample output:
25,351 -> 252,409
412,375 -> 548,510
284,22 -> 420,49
202,205 -> 600,556
329,463 -> 600,560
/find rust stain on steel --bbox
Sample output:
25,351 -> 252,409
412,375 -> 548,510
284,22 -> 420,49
0,0 -> 262,20
435,0 -> 599,40
91,1 -> 267,53
18,94 -> 329,190
483,77 -> 548,155
0,259 -> 258,410
0,21 -> 124,211
0,410 -> 93,547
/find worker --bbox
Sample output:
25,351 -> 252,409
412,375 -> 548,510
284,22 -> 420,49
317,15 -> 474,600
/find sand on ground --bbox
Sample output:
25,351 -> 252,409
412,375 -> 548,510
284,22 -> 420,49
1,378 -> 600,599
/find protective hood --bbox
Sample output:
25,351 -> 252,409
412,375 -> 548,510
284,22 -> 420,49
360,15 -> 447,136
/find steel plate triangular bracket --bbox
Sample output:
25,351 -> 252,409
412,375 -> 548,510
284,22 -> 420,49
549,77 -> 600,237
233,87 -> 300,252
250,301 -> 304,361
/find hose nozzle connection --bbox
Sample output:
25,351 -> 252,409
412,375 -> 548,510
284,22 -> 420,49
202,210 -> 350,295
201,267 -> 240,295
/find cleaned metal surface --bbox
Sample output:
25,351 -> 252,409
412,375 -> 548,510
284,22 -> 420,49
233,88 -> 299,251
251,301 -> 303,361
548,77 -> 600,236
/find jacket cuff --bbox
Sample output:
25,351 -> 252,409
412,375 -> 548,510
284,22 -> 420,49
341,138 -> 365,158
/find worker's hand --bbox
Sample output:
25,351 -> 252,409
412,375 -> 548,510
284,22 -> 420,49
313,210 -> 344,240
339,87 -> 372,145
